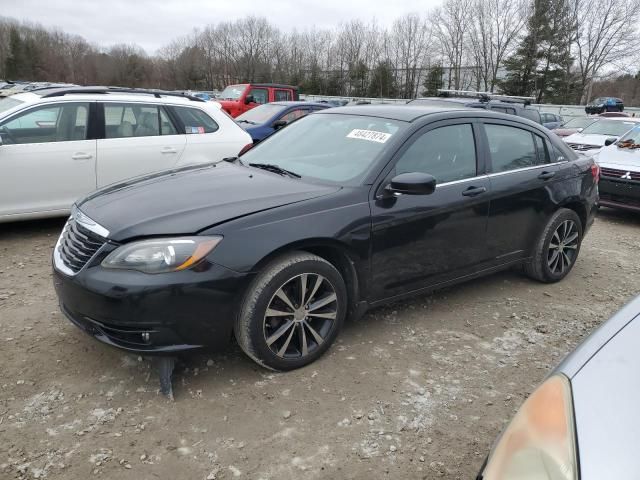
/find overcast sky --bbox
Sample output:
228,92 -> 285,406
3,0 -> 443,54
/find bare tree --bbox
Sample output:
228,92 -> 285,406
572,0 -> 640,103
467,0 -> 526,91
432,0 -> 473,90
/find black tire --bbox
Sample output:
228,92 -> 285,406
524,209 -> 583,283
235,251 -> 347,371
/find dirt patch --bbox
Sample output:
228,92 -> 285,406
1,209 -> 639,479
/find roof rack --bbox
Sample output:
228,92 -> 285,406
437,89 -> 535,106
40,86 -> 205,102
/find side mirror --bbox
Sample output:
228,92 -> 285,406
272,119 -> 287,129
244,95 -> 255,105
604,137 -> 617,146
0,134 -> 3,146
384,172 -> 436,196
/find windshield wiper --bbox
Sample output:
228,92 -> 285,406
249,163 -> 301,178
223,156 -> 246,166
236,119 -> 257,125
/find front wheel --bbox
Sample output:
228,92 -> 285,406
235,252 -> 347,371
525,209 -> 583,283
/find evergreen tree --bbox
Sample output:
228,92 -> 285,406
500,0 -> 576,103
5,27 -> 26,79
422,64 -> 444,96
367,61 -> 397,98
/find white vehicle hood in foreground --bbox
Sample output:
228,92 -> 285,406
595,145 -> 640,172
563,132 -> 615,147
571,316 -> 640,480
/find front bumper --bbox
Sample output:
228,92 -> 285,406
53,258 -> 251,354
599,177 -> 640,212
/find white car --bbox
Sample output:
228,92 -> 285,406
0,86 -> 253,222
563,117 -> 640,156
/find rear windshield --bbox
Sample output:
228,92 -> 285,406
520,108 -> 541,123
236,103 -> 287,124
0,97 -> 24,115
582,119 -> 638,137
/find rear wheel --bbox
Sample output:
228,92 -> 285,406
235,252 -> 347,371
525,209 -> 583,283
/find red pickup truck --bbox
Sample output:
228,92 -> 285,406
217,83 -> 299,118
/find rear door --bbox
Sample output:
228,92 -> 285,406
0,101 -> 96,217
369,120 -> 491,300
482,120 -> 565,262
96,102 -> 186,187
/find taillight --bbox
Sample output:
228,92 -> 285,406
591,162 -> 600,183
238,143 -> 254,156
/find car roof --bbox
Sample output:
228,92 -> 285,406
11,89 -> 206,107
589,117 -> 640,122
316,104 -> 484,122
270,101 -> 329,108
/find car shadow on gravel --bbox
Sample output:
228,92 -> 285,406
596,207 -> 640,226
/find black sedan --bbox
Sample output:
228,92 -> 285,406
52,106 -> 599,371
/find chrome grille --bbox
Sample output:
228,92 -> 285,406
600,167 -> 640,181
567,142 -> 600,152
56,217 -> 106,274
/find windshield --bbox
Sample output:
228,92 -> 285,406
219,85 -> 247,101
0,97 -> 24,115
581,119 -> 638,137
591,97 -> 607,104
561,117 -> 595,129
236,103 -> 287,124
240,113 -> 405,183
615,125 -> 640,148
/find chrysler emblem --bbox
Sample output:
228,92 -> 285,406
621,171 -> 632,180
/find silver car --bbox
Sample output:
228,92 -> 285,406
478,295 -> 640,479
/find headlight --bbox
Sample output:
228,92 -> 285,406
481,374 -> 577,480
102,236 -> 222,274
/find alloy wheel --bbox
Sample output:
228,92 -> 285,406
547,220 -> 579,275
263,273 -> 338,358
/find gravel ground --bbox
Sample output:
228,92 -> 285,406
1,208 -> 639,480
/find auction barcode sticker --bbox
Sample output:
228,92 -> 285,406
346,129 -> 392,143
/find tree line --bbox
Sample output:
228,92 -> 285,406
1,0 -> 639,105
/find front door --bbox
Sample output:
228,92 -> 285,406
96,102 -> 186,187
0,101 -> 96,217
369,121 -> 491,301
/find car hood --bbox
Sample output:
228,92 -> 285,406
595,145 -> 640,171
555,296 -> 640,480
563,132 -> 614,146
77,162 -> 340,242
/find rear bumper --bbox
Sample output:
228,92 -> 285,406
599,177 -> 640,212
53,259 -> 251,354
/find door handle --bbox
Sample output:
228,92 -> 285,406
538,171 -> 556,180
161,147 -> 177,154
461,186 -> 487,197
71,153 -> 92,160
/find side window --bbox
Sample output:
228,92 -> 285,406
485,124 -> 540,173
280,109 -> 308,123
172,107 -> 219,134
0,102 -> 89,144
534,135 -> 550,164
520,108 -> 541,123
274,89 -> 292,101
249,88 -> 268,105
104,103 -> 161,139
395,124 -> 477,184
491,106 -> 515,115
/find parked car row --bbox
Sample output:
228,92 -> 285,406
0,81 -> 77,97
